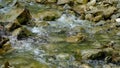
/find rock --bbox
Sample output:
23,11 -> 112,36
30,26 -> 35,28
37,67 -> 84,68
4,61 -> 10,68
0,36 -> 12,54
86,10 -> 103,22
0,25 -> 3,31
103,64 -> 111,68
5,21 -> 21,32
81,49 -> 105,60
80,64 -> 92,68
12,27 -> 33,40
35,0 -> 46,3
76,0 -> 89,4
66,33 -> 86,43
0,37 -> 9,48
35,21 -> 49,27
74,49 -> 82,61
73,5 -> 88,14
2,42 -> 12,53
87,0 -> 96,6
17,8 -> 32,25
85,14 -> 93,21
56,53 -> 70,60
103,7 -> 117,18
57,0 -> 71,5
35,0 -> 56,3
47,0 -> 57,3
93,15 -> 103,22
0,7 -> 24,22
38,10 -> 61,21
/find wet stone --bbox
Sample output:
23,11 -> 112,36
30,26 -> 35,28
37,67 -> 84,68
12,27 -> 33,40
0,36 -> 12,54
17,8 -> 32,25
57,0 -> 71,5
38,10 -> 61,21
66,33 -> 86,43
5,21 -> 21,32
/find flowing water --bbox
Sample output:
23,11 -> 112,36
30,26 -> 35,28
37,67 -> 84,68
0,0 -> 120,68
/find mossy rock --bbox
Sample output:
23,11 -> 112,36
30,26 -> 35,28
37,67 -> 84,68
81,49 -> 105,60
35,0 -> 47,3
17,8 -> 32,25
0,36 -> 13,54
38,10 -> 61,21
73,5 -> 88,14
103,7 -> 117,18
5,21 -> 21,32
12,27 -> 33,40
66,33 -> 86,43
35,21 -> 49,27
57,0 -> 71,5
0,37 -> 9,48
47,0 -> 57,3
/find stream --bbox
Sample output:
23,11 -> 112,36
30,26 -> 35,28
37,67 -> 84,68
0,0 -> 120,68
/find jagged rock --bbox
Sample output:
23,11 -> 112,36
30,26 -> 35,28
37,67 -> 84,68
0,36 -> 9,48
0,36 -> 12,54
17,8 -> 32,25
66,33 -> 86,43
85,10 -> 103,22
5,21 -> 21,32
12,27 -> 33,40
